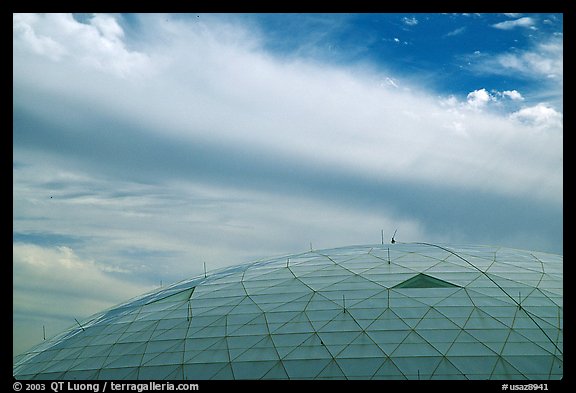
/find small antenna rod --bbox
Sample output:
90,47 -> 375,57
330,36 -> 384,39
204,262 -> 207,278
74,318 -> 85,332
43,325 -> 46,341
391,228 -> 398,244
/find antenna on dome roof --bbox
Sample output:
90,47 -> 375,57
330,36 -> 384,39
204,262 -> 207,278
387,247 -> 391,264
43,325 -> 46,341
74,318 -> 85,332
391,228 -> 398,244
381,230 -> 384,245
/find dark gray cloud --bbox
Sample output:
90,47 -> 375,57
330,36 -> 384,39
14,99 -> 562,254
13,232 -> 84,248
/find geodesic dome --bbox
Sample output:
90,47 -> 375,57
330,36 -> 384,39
13,243 -> 563,380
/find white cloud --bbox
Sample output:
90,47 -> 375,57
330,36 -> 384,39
402,17 -> 418,26
13,243 -> 150,307
13,243 -> 152,355
442,89 -> 526,113
13,14 -> 562,202
468,36 -> 562,112
13,13 -> 67,61
466,88 -> 492,109
89,13 -> 125,42
479,37 -> 563,82
496,47 -> 562,79
445,26 -> 466,37
13,13 -> 151,78
492,17 -> 536,30
502,90 -> 524,101
510,103 -> 563,129
385,77 -> 399,88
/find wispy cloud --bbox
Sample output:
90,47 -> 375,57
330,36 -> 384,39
466,35 -> 563,112
14,14 -> 561,199
492,17 -> 536,30
402,16 -> 418,26
495,43 -> 562,80
445,26 -> 466,37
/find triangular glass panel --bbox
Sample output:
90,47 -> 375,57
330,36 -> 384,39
366,308 -> 412,331
392,356 -> 443,379
315,359 -> 347,379
100,367 -> 139,380
232,360 -> 280,379
155,287 -> 195,304
183,362 -> 230,380
138,364 -> 182,379
336,357 -> 385,378
62,369 -> 100,379
415,329 -> 460,355
431,357 -> 465,378
108,341 -> 148,357
71,355 -> 108,371
210,364 -> 234,379
491,357 -> 526,379
550,356 -> 563,377
372,358 -> 407,380
164,365 -> 183,379
234,336 -> 280,362
262,361 -> 290,379
282,342 -> 332,360
504,354 -> 554,377
185,348 -> 229,364
447,355 -> 499,377
501,341 -> 554,357
392,273 -> 460,289
282,358 -> 332,379
391,331 -> 443,357
103,354 -> 142,369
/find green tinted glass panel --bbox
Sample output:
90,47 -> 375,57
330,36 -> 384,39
393,273 -> 460,289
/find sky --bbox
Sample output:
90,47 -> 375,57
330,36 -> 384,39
13,13 -> 563,357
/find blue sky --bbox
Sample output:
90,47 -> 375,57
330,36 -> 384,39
13,13 -> 562,357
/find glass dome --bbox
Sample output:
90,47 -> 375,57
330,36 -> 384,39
13,243 -> 563,380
